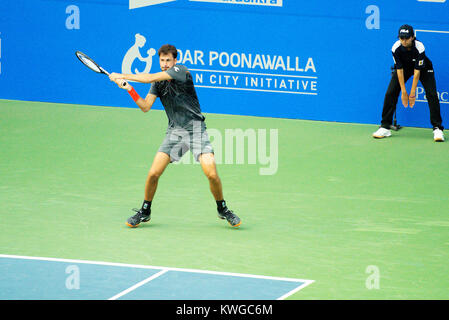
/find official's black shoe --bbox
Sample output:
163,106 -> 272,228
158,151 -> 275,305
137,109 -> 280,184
126,208 -> 151,228
218,208 -> 241,227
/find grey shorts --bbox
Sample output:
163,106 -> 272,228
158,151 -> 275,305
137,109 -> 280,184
158,121 -> 214,162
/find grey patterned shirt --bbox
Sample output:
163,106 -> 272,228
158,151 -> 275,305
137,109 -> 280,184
149,64 -> 205,129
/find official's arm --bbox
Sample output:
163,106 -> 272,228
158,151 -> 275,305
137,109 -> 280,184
396,68 -> 409,107
408,69 -> 420,108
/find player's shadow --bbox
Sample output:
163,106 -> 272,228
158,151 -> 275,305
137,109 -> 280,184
122,222 -> 168,229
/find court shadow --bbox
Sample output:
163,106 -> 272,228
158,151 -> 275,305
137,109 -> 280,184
121,222 -> 168,230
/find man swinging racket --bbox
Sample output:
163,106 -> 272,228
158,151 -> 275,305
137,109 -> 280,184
109,44 -> 241,228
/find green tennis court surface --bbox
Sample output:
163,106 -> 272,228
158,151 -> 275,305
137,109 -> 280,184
1,99 -> 448,299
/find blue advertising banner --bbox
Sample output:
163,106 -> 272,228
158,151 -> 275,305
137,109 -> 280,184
0,0 -> 448,128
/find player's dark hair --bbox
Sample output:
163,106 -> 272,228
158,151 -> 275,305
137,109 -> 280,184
158,44 -> 178,59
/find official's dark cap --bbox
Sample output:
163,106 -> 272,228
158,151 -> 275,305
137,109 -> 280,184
398,24 -> 414,38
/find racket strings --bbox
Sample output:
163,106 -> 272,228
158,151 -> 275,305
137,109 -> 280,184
76,52 -> 104,74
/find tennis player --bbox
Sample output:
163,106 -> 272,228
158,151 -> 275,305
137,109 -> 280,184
373,24 -> 444,141
109,44 -> 241,228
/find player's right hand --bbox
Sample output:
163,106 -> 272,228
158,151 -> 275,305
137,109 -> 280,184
113,78 -> 131,90
409,94 -> 416,108
401,91 -> 409,107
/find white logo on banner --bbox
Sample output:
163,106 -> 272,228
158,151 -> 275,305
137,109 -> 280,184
65,5 -> 80,30
365,5 -> 380,30
189,0 -> 283,6
129,0 -> 175,9
177,48 -> 318,95
122,34 -> 156,74
416,86 -> 449,104
129,0 -> 282,9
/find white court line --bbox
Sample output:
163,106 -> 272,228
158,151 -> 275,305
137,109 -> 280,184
0,254 -> 315,299
277,280 -> 315,300
195,85 -> 318,95
108,269 -> 168,300
189,68 -> 318,79
0,253 -> 314,285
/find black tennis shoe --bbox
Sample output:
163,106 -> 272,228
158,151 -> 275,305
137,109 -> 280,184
218,208 -> 241,227
126,208 -> 151,228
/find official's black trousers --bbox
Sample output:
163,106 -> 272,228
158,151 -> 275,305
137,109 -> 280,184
381,68 -> 443,130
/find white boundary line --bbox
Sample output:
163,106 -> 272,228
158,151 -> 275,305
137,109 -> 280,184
108,269 -> 169,300
189,68 -> 318,79
195,85 -> 318,95
0,254 -> 314,299
277,280 -> 315,300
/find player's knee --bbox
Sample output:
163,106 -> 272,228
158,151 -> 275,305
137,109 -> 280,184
205,170 -> 219,182
148,169 -> 163,182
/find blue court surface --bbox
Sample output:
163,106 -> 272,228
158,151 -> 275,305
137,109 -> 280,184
0,255 -> 314,300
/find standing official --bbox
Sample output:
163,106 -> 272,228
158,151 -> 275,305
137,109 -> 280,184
373,24 -> 444,141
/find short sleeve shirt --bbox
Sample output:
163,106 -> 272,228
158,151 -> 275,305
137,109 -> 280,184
391,40 -> 432,74
149,64 -> 205,129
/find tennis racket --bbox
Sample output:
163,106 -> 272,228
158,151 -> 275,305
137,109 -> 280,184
75,51 -> 127,87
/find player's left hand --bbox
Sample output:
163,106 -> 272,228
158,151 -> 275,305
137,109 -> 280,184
401,91 -> 409,108
109,72 -> 122,82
